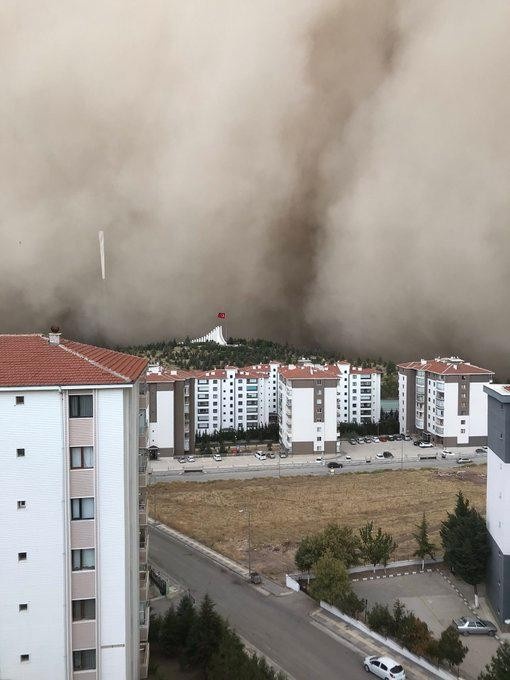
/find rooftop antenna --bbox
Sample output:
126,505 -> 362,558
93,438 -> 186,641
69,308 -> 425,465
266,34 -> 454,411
98,230 -> 106,280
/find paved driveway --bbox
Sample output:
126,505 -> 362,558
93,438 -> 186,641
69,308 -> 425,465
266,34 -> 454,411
352,571 -> 499,679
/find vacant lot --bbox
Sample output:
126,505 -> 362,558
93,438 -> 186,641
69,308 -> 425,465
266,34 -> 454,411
149,467 -> 486,578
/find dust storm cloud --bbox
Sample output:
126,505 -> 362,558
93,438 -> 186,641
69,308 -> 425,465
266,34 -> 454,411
1,1 -> 509,374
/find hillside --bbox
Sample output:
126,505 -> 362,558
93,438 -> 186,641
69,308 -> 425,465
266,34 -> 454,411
120,337 -> 399,398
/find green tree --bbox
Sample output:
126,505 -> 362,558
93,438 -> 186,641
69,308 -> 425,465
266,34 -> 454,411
175,593 -> 196,647
321,524 -> 361,568
413,513 -> 437,570
479,641 -> 510,680
440,493 -> 489,607
359,522 -> 397,572
294,534 -> 324,572
438,625 -> 468,670
159,606 -> 180,657
366,603 -> 394,637
185,594 -> 224,668
309,552 -> 363,615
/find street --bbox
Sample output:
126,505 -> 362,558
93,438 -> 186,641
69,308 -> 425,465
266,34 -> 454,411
150,523 -> 368,680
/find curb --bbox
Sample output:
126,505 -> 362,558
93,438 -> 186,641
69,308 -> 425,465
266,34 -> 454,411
352,568 -> 435,582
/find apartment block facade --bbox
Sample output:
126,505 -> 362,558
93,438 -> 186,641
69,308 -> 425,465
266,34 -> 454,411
485,384 -> 510,625
336,364 -> 381,424
398,357 -> 493,446
0,332 -> 149,680
278,365 -> 338,455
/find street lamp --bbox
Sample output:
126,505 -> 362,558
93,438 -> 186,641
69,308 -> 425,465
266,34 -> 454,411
239,508 -> 252,577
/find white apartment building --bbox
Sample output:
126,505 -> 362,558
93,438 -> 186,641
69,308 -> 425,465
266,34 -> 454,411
485,384 -> 510,625
278,365 -> 338,455
0,332 -> 149,680
335,364 -> 381,424
398,357 -> 494,446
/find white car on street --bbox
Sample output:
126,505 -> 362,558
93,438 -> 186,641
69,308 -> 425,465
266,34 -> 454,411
364,655 -> 405,679
441,449 -> 456,459
315,456 -> 324,463
212,454 -> 222,462
418,442 -> 433,448
254,451 -> 266,461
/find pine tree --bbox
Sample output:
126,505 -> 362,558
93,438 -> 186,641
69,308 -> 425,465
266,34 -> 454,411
479,641 -> 510,680
185,594 -> 224,669
440,493 -> 489,607
175,593 -> 196,647
413,513 -> 437,570
437,625 -> 468,670
159,606 -> 180,657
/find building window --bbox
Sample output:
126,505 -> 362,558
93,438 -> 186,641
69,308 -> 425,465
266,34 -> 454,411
70,447 -> 94,469
72,599 -> 96,621
17,500 -> 26,509
317,437 -> 322,441
20,654 -> 30,663
19,603 -> 28,612
460,419 -> 466,425
461,429 -> 465,433
16,396 -> 25,405
69,395 -> 93,418
72,549 -> 95,571
18,552 -> 27,561
17,448 -> 25,457
73,650 -> 96,671
71,498 -> 94,520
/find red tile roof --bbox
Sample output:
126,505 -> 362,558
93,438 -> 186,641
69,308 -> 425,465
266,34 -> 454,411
147,368 -> 194,382
349,367 -> 382,375
0,334 -> 147,387
397,358 -> 493,376
278,364 -> 341,380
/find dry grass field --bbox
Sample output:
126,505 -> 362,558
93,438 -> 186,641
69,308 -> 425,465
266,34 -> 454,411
149,466 -> 486,578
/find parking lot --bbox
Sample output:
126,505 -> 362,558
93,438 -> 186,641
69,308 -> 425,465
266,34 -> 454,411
352,570 -> 500,679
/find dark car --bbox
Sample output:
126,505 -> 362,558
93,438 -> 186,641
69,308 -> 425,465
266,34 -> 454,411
453,617 -> 497,636
327,461 -> 343,469
413,440 -> 422,446
364,437 -> 372,443
387,435 -> 395,442
383,451 -> 394,459
250,571 -> 262,584
266,451 -> 276,459
475,448 -> 486,454
177,457 -> 186,463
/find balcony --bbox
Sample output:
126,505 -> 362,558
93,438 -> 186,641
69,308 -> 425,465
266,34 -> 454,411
139,392 -> 148,410
139,499 -> 148,527
139,603 -> 150,642
139,569 -> 149,604
140,529 -> 149,567
184,404 -> 189,414
140,642 -> 150,680
436,399 -> 445,409
139,453 -> 148,489
436,426 -> 444,435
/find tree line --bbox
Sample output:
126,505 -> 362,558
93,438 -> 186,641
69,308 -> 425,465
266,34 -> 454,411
195,423 -> 279,447
150,593 -> 286,680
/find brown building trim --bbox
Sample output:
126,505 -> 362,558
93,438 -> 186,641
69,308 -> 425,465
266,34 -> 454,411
157,447 -> 174,457
188,379 -> 196,454
314,384 -> 324,423
291,441 -> 314,455
156,382 -> 173,391
324,440 -> 336,454
148,384 -> 157,423
174,381 -> 185,455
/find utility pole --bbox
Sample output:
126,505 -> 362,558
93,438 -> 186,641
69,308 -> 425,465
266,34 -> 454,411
240,507 -> 252,577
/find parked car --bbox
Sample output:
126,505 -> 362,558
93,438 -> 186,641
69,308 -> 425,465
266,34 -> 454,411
441,449 -> 455,459
186,455 -> 195,463
404,435 -> 412,441
266,451 -> 276,459
327,461 -> 343,469
372,436 -> 380,443
457,457 -> 472,464
376,451 -> 394,460
364,437 -> 372,443
357,437 -> 365,444
364,655 -> 405,679
394,434 -> 403,441
453,617 -> 497,636
379,436 -> 388,442
419,442 -> 433,448
254,451 -> 266,461
315,456 -> 324,463
413,440 -> 422,446
387,435 -> 395,442
279,452 -> 287,458
345,455 -> 352,461
249,571 -> 262,585
212,454 -> 222,462
178,457 -> 186,463
475,448 -> 486,454
349,438 -> 357,445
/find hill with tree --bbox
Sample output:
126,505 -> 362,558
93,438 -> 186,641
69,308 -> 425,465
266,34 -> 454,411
120,337 -> 399,397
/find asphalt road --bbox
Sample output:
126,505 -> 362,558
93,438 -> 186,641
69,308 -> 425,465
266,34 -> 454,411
150,524 -> 368,680
151,456 -> 485,483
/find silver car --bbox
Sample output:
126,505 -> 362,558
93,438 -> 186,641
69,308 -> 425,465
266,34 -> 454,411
453,617 -> 497,636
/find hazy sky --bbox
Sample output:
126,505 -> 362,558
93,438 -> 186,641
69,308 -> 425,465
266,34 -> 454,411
2,1 -> 509,374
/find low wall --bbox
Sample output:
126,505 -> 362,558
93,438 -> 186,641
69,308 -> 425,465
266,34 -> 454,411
285,574 -> 300,592
320,601 -> 460,680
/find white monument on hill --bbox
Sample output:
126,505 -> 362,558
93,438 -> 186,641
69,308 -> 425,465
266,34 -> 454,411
191,325 -> 228,345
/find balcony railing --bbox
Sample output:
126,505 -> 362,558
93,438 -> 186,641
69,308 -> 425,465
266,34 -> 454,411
139,604 -> 150,642
139,500 -> 148,527
139,570 -> 149,604
140,530 -> 149,567
140,642 -> 150,680
139,452 -> 148,489
436,399 -> 445,409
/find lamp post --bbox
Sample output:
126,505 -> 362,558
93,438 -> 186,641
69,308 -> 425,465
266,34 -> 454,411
239,508 -> 252,577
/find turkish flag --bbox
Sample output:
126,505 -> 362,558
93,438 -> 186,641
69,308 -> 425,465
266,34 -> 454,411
217,312 -> 226,319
